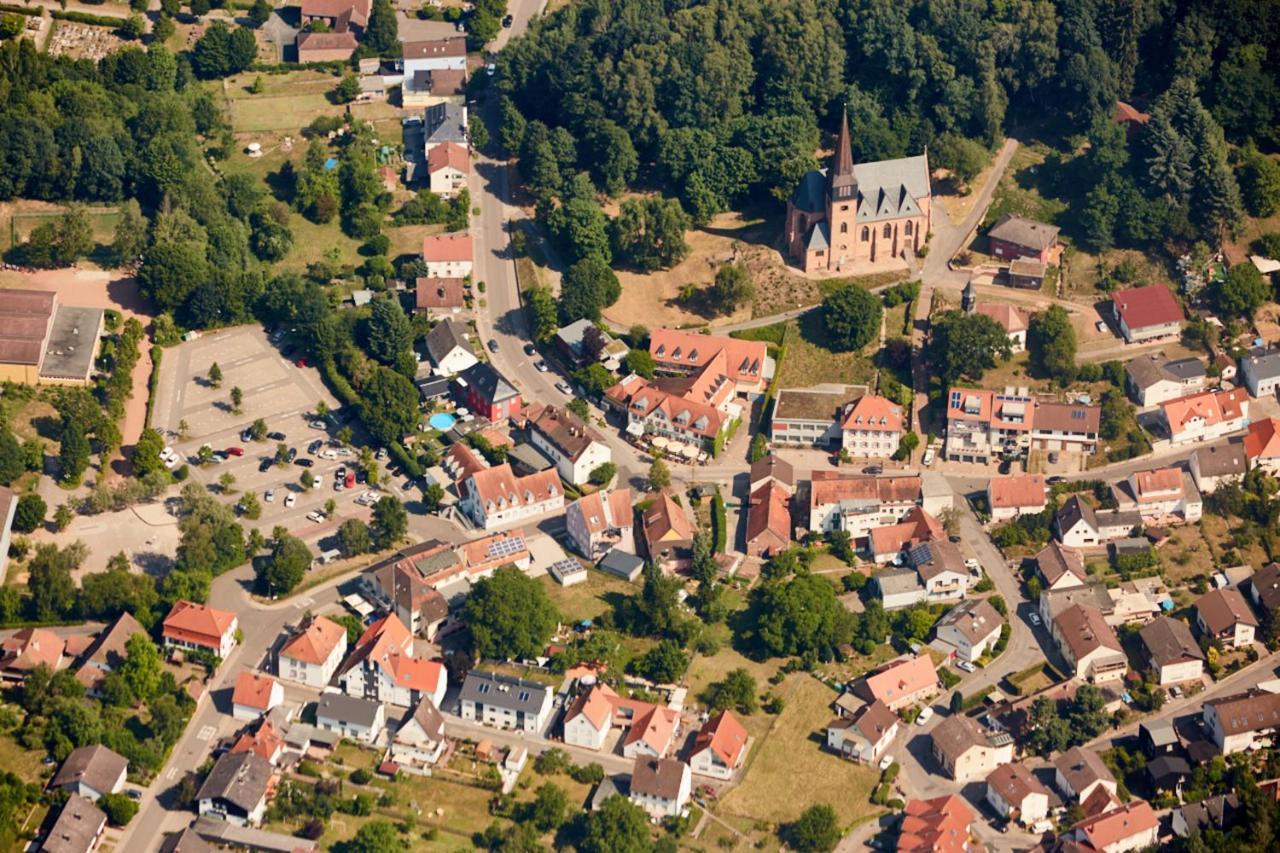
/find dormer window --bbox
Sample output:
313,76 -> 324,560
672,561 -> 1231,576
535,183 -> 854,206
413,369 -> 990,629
672,347 -> 682,359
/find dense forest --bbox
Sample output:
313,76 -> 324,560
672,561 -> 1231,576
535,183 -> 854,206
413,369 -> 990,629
497,0 -> 1280,251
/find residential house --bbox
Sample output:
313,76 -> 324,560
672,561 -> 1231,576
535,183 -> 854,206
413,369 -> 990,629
933,598 -> 1003,664
783,113 -> 931,272
523,403 -> 611,486
1054,497 -> 1139,548
1051,604 -> 1127,684
1241,349 -> 1280,397
0,627 -> 64,686
1147,754 -> 1192,794
359,559 -> 450,641
228,718 -> 286,766
555,319 -> 627,368
459,671 -> 554,733
944,389 -> 1100,462
1190,443 -> 1248,494
1203,689 -> 1280,754
422,101 -> 467,158
277,617 -> 348,688
421,232 -> 472,279
294,30 -> 357,62
459,463 -> 561,530
1112,284 -> 1184,343
1109,578 -> 1166,626
929,713 -> 1015,782
1160,387 -> 1250,445
42,794 -> 106,853
750,454 -> 793,494
906,540 -> 971,603
1035,541 -> 1088,591
648,328 -> 768,394
628,756 -> 691,819
1194,587 -> 1258,649
897,795 -> 975,853
389,698 -> 447,774
1118,466 -> 1202,522
426,141 -> 468,197
873,568 -> 927,609
455,362 -> 521,422
987,474 -> 1047,521
641,491 -> 695,569
403,66 -> 465,108
425,319 -> 477,376
745,478 -> 792,559
689,712 -> 748,780
415,277 -> 466,316
337,614 -> 447,708
1138,617 -> 1205,685
51,745 -> 127,801
840,393 -> 905,456
565,488 -> 634,560
162,600 -> 238,659
1040,583 -> 1118,626
232,673 -> 284,721
196,751 -> 274,827
825,699 -> 898,765
969,296 -> 1031,352
1245,417 -> 1280,473
299,0 -> 368,35
564,683 -> 680,758
1031,400 -> 1101,455
1008,257 -> 1047,289
1125,354 -> 1206,406
987,214 -> 1060,263
563,684 -> 616,751
604,372 -> 736,453
1053,746 -> 1117,803
1070,801 -> 1160,853
869,506 -> 945,564
1249,561 -> 1280,617
1172,794 -> 1241,839
770,386 -> 853,447
315,693 -> 386,744
808,473 -> 925,540
986,762 -> 1050,826
850,655 -> 939,712
400,37 -> 466,104
1139,719 -> 1180,758
73,612 -> 144,695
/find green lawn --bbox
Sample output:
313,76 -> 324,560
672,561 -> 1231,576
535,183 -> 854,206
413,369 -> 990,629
540,569 -> 637,623
717,675 -> 882,829
0,717 -> 50,785
774,310 -> 876,389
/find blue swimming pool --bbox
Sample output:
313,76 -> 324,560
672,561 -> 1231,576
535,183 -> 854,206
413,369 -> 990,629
428,412 -> 457,431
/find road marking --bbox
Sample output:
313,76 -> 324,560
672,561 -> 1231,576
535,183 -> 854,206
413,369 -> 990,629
197,725 -> 216,741
167,767 -> 178,781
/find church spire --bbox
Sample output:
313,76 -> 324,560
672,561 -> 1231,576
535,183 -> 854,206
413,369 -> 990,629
829,106 -> 857,201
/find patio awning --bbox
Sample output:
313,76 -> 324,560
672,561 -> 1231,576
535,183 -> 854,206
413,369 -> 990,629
680,444 -> 699,459
650,435 -> 669,449
625,421 -> 644,437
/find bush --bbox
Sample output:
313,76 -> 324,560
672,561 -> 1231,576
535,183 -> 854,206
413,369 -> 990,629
350,768 -> 371,784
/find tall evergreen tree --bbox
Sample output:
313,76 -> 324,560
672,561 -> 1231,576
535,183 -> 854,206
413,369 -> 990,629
363,0 -> 398,56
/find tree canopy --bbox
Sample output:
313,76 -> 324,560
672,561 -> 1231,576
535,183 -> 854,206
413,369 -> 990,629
822,285 -> 882,352
461,567 -> 560,660
927,310 -> 1013,387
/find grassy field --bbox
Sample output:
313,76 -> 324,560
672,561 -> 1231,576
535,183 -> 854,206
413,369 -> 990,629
773,310 -> 876,389
220,71 -> 401,134
0,716 -> 49,785
540,569 -> 636,623
717,675 -> 881,829
0,201 -> 121,252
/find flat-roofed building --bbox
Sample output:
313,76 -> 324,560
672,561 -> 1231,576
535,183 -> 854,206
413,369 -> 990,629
0,289 -> 103,386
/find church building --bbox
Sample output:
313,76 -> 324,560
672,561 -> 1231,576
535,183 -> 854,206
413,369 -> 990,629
785,112 -> 932,273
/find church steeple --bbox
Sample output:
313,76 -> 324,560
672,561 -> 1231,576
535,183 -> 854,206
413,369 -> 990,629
829,107 -> 857,201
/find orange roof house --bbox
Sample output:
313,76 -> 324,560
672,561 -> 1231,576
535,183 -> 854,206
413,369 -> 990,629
0,628 -> 65,685
1246,417 -> 1280,466
1070,801 -> 1159,851
869,506 -> 945,563
853,655 -> 939,712
232,672 -> 284,720
744,479 -> 792,558
987,474 -> 1046,518
1160,387 -> 1249,443
161,600 -> 238,656
841,393 -> 904,434
230,720 -> 286,765
280,617 -> 347,667
647,328 -> 768,393
689,711 -> 748,779
427,141 -> 470,176
898,794 -> 975,853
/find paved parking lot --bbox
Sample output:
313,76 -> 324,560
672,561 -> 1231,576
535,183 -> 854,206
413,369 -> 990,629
151,325 -> 370,539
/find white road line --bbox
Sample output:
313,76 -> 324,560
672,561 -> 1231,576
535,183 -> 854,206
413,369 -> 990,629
197,725 -> 216,741
166,767 -> 178,781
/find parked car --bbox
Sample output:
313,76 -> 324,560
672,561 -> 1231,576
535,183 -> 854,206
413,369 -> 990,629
957,660 -> 976,673
240,428 -> 254,442
309,420 -> 326,430
555,381 -> 572,395
862,465 -> 883,475
267,431 -> 286,441
259,458 -> 274,472
922,448 -> 936,466
878,754 -> 894,771
345,469 -> 356,488
915,706 -> 934,726
295,458 -> 314,468
264,489 -> 275,503
286,447 -> 298,462
1028,612 -> 1042,626
284,493 -> 296,508
224,447 -> 244,457
487,338 -> 499,353
502,13 -> 513,26
308,440 -> 323,454
523,343 -> 536,356
306,510 -> 325,523
535,361 -> 549,372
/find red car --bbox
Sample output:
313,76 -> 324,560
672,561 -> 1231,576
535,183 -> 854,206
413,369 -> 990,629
224,447 -> 244,457
345,469 -> 356,489
295,357 -> 308,368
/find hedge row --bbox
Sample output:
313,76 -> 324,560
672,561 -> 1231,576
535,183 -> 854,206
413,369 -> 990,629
144,345 -> 162,429
0,4 -> 42,17
50,9 -> 126,26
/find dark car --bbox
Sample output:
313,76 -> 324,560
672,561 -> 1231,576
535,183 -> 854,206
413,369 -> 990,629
295,458 -> 314,468
286,447 -> 299,462
356,469 -> 368,484
862,465 -> 883,475
240,428 -> 254,442
308,440 -> 323,454
1047,475 -> 1066,484
502,13 -> 513,26
259,458 -> 273,472
267,431 -> 286,441
523,343 -> 536,356
487,339 -> 500,353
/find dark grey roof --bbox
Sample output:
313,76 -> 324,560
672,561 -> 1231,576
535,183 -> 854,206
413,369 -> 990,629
750,454 -> 794,488
457,362 -> 518,404
1126,354 -> 1203,390
1139,616 -> 1205,667
415,376 -> 452,401
507,442 -> 554,474
1165,358 -> 1206,381
52,744 -> 127,795
43,794 -> 106,853
1193,443 -> 1248,478
556,318 -> 606,356
806,220 -> 829,251
1177,794 -> 1240,836
158,826 -> 216,853
316,693 -> 383,729
39,305 -> 103,382
424,101 -> 467,146
988,214 -> 1060,251
195,752 -> 273,815
1056,495 -> 1097,534
790,170 -> 826,213
1146,754 -> 1191,787
598,548 -> 644,580
1095,508 -> 1141,531
1243,349 -> 1280,382
460,671 -> 550,715
425,319 -> 472,365
875,568 -> 924,596
400,697 -> 445,741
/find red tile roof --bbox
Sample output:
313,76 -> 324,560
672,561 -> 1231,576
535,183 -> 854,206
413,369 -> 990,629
988,474 -> 1046,510
232,672 -> 279,711
415,277 -> 466,310
745,480 -> 791,552
280,617 -> 346,666
230,720 -> 284,762
1245,417 -> 1280,460
840,394 -> 903,433
1112,284 -> 1183,332
692,711 -> 747,768
1,628 -> 64,675
1072,801 -> 1158,850
869,507 -> 945,557
162,600 -> 237,649
898,794 -> 974,853
859,656 -> 938,706
648,329 -> 767,388
426,141 -> 469,176
422,232 -> 473,262
1133,467 -> 1183,500
465,463 -> 560,513
1162,387 -> 1249,437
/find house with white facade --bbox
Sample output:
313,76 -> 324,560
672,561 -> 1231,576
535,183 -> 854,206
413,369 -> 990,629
161,600 -> 238,659
1035,541 -> 1088,591
389,698 -> 447,774
629,757 -> 691,819
337,614 -> 446,709
1117,466 -> 1202,523
933,599 -> 1003,664
986,763 -> 1050,826
1245,417 -> 1280,473
689,712 -> 748,780
232,672 -> 284,721
1112,284 -> 1184,343
459,671 -> 553,733
523,403 -> 611,486
1052,604 -> 1127,684
316,693 -> 386,745
808,473 -> 926,540
278,617 -> 348,689
421,232 -> 473,279
1194,587 -> 1258,649
460,463 -> 562,530
566,488 -> 634,560
424,319 -> 477,377
907,540 -> 971,603
825,699 -> 898,765
1190,443 -> 1248,494
1160,387 -> 1249,445
987,474 -> 1047,521
1053,746 -> 1117,803
1138,616 -> 1205,686
839,393 -> 905,456
1125,354 -> 1206,406
196,751 -> 273,827
51,745 -> 127,802
1070,801 -> 1160,853
1241,349 -> 1280,398
930,714 -> 1015,782
1203,689 -> 1280,754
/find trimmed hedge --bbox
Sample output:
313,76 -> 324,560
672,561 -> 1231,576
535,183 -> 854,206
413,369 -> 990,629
50,9 -> 126,26
0,4 -> 42,16
144,345 -> 162,429
389,441 -> 423,479
712,489 -> 727,553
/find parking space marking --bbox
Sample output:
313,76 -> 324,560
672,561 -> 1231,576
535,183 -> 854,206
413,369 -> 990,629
166,767 -> 178,781
197,725 -> 216,741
